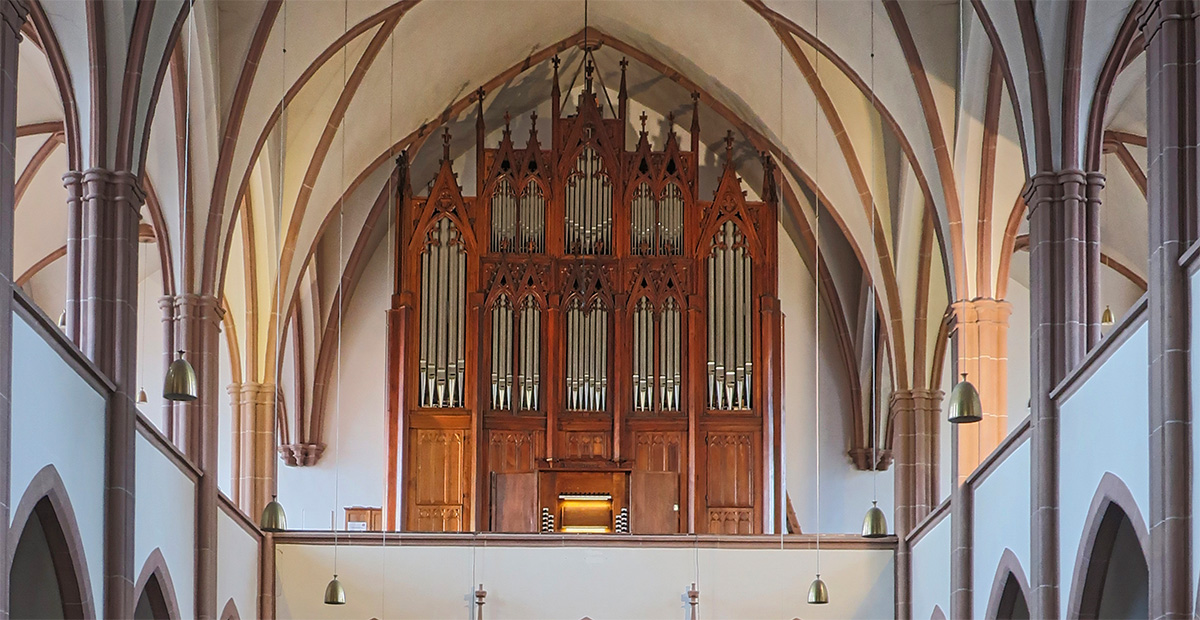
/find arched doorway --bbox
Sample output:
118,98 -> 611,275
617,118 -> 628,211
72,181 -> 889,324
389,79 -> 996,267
985,549 -> 1031,619
134,574 -> 172,620
8,466 -> 93,619
11,500 -> 67,618
1068,473 -> 1150,619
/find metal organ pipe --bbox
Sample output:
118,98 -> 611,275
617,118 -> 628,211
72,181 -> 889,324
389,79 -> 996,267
707,221 -> 752,410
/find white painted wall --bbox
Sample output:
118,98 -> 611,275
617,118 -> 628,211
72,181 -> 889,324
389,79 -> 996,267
134,434 -> 197,620
1057,321 -> 1150,618
1005,279 -> 1031,433
972,439 -> 1031,616
10,313 -> 107,613
217,506 -> 261,619
275,225 -> 390,530
911,514 -> 951,620
276,542 -> 893,619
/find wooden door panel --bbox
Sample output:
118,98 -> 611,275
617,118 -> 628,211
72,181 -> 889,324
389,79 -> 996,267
491,472 -> 538,532
408,428 -> 470,531
631,470 -> 680,534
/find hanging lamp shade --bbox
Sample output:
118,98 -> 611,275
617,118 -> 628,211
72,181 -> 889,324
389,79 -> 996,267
57,311 -> 66,329
136,388 -> 148,404
861,501 -> 888,538
163,350 -> 198,402
807,575 -> 829,604
947,373 -> 982,424
260,495 -> 287,532
323,575 -> 346,605
1101,305 -> 1115,326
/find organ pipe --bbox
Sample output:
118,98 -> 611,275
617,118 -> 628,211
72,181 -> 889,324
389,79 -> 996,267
566,299 -> 608,411
420,217 -> 467,408
707,220 -> 752,410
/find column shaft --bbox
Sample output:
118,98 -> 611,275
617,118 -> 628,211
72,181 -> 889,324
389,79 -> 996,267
951,298 -> 1012,482
1143,2 -> 1198,617
230,381 -> 276,517
892,388 -> 943,620
0,3 -> 27,618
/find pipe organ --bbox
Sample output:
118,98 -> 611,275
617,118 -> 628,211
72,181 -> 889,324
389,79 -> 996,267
387,57 -> 782,535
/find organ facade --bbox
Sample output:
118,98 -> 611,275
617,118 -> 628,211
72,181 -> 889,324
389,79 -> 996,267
386,57 -> 783,535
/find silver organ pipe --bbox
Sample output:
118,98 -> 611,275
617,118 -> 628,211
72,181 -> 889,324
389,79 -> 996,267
516,297 -> 540,410
660,184 -> 684,255
490,295 -> 512,410
707,221 -> 752,410
566,299 -> 608,411
632,183 -> 654,255
491,177 -> 517,252
519,180 -> 546,253
661,297 -> 681,411
565,147 -> 612,255
420,217 -> 467,408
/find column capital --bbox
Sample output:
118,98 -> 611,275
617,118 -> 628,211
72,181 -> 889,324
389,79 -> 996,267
889,387 -> 945,411
0,0 -> 28,37
278,442 -> 325,467
950,297 -> 1013,327
63,168 -> 146,215
1138,0 -> 1199,39
162,293 -> 224,325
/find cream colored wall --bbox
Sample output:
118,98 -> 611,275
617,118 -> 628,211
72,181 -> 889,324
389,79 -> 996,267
9,312 -> 108,613
217,506 -> 261,618
134,434 -> 197,620
276,542 -> 893,619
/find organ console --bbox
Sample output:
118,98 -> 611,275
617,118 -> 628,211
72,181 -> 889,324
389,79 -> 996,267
386,53 -> 783,535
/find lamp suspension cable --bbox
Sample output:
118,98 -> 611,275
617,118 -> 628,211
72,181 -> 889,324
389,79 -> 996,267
807,0 -> 828,605
380,15 -> 396,618
323,0 -> 349,606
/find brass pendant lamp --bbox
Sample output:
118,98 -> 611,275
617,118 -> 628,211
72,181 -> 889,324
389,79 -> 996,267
1101,305 -> 1115,326
947,373 -> 982,424
57,310 -> 66,329
260,494 -> 287,532
807,575 -> 830,605
137,388 -> 148,404
859,3 -> 888,541
163,350 -> 198,402
323,574 -> 347,605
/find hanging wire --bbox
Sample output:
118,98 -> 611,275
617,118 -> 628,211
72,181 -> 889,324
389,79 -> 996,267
331,0 -> 349,578
271,0 -> 287,528
869,0 -> 880,499
381,10 -> 395,618
813,0 -> 822,579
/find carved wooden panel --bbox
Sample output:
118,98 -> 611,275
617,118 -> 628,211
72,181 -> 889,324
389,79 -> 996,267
415,504 -> 463,532
632,431 -> 684,473
704,431 -> 755,517
491,472 -> 538,532
631,470 -> 680,534
560,430 -> 610,460
408,428 -> 469,531
487,430 -> 543,473
707,507 -> 753,534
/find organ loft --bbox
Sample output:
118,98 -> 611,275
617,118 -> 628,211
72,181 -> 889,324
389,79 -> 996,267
386,55 -> 782,535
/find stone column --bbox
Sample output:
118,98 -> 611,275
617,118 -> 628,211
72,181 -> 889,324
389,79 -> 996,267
166,294 -> 223,620
1142,2 -> 1198,617
1024,168 -> 1104,619
62,167 -> 144,620
891,388 -> 943,620
228,381 -> 276,517
0,2 -> 27,617
951,298 -> 1012,483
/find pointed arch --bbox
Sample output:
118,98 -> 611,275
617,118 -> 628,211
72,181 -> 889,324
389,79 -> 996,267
984,548 -> 1032,619
219,599 -> 241,620
930,605 -> 947,620
1066,472 -> 1149,619
8,464 -> 96,619
133,548 -> 181,620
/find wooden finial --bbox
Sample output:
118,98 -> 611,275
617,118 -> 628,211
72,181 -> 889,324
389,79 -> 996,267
620,57 -> 629,71
442,127 -> 452,161
667,111 -> 676,128
724,130 -> 735,156
504,111 -> 512,130
639,111 -> 648,134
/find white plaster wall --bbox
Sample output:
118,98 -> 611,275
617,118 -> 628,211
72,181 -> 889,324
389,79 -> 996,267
10,313 -> 107,614
276,543 -> 893,619
135,253 -> 167,432
911,514 -> 951,620
1005,279 -> 1031,433
778,222 -> 895,534
1057,321 -> 1150,618
217,507 -> 260,619
134,434 -> 197,620
275,225 -> 390,530
972,440 -> 1031,616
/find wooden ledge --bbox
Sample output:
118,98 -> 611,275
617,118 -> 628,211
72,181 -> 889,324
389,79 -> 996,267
273,531 -> 896,551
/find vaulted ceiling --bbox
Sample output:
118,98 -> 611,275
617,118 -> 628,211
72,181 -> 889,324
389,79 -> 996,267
11,0 -> 1149,455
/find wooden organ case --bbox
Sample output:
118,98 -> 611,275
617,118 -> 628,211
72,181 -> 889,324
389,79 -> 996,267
387,58 -> 783,535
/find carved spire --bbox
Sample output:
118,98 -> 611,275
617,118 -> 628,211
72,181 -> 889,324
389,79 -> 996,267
528,110 -> 539,145
639,111 -> 648,136
618,57 -> 629,121
442,127 -> 452,162
503,111 -> 512,138
476,88 -> 486,198
690,91 -> 701,155
585,57 -> 595,93
724,130 -> 735,162
551,55 -> 561,130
